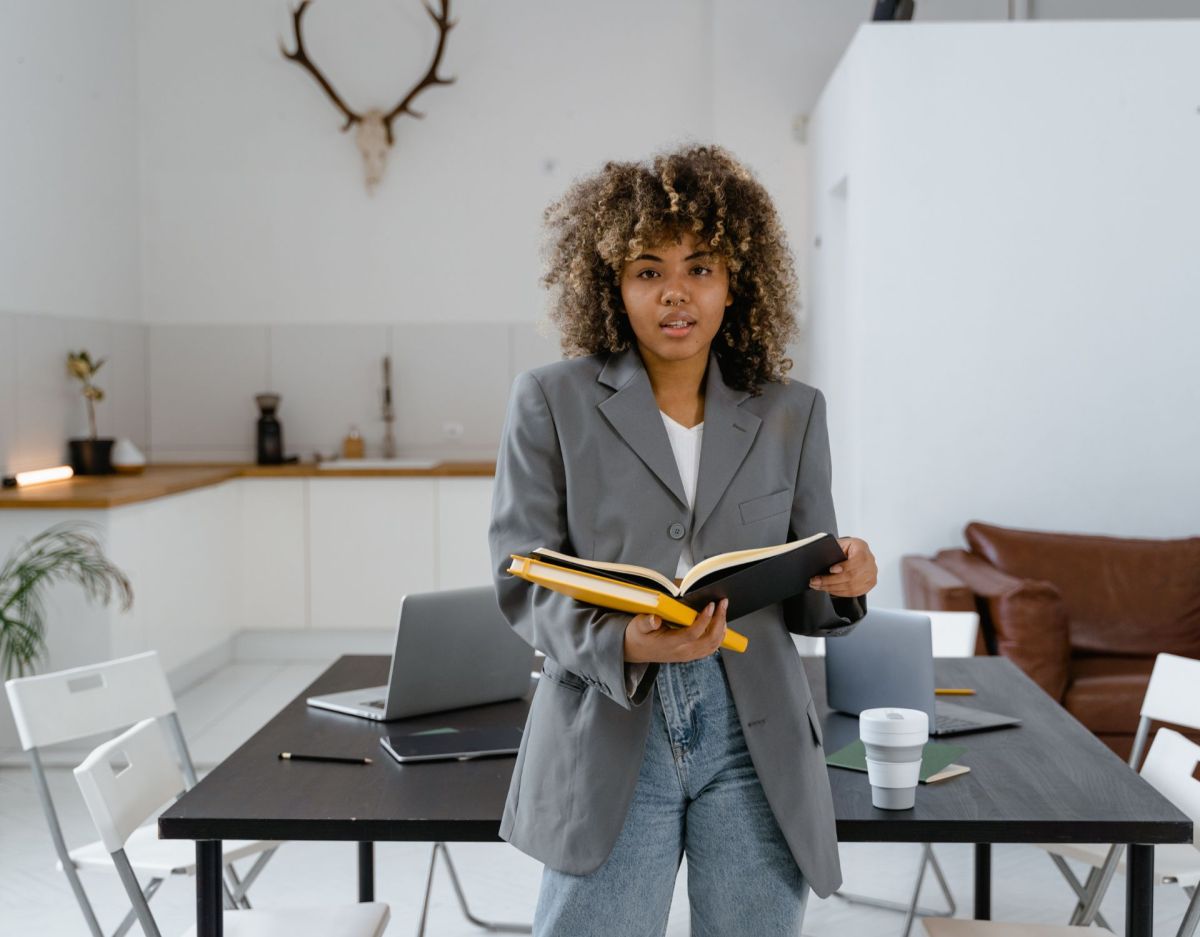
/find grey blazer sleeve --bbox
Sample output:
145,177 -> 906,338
782,389 -> 867,636
488,371 -> 639,711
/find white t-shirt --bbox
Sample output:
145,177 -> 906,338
659,410 -> 703,578
625,410 -> 705,700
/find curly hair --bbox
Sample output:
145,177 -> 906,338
540,144 -> 799,394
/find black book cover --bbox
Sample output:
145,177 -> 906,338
679,535 -> 846,622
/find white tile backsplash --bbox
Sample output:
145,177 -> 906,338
14,313 -> 74,473
110,320 -> 148,448
268,323 -> 390,460
5,319 -> 566,467
509,319 -> 565,384
4,312 -> 150,474
148,324 -> 269,459
390,322 -> 511,455
0,314 -> 16,475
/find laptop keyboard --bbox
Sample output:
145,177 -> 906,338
936,713 -> 981,734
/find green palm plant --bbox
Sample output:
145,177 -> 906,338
0,522 -> 133,679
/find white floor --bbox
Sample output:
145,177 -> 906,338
2,661 -> 1194,936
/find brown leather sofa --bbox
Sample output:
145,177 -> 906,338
902,521 -> 1200,760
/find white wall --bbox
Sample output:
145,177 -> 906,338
0,1 -> 141,324
137,0 -> 720,325
0,2 -> 145,475
808,21 -> 1200,605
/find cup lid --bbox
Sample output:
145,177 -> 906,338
860,707 -> 929,736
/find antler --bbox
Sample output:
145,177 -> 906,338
281,0 -> 456,145
382,0 -> 456,144
280,0 -> 362,132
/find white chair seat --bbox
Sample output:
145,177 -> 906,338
923,920 -> 1115,936
182,902 -> 390,937
64,824 -> 278,876
1037,841 -> 1200,887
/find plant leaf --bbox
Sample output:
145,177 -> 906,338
0,521 -> 133,676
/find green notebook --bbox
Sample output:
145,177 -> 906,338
826,739 -> 967,784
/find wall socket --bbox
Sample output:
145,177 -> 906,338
442,421 -> 464,440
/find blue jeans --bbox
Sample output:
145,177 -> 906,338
533,652 -> 809,937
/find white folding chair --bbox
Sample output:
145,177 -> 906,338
1035,653 -> 1200,936
922,724 -> 1200,937
74,717 -> 390,937
835,609 -> 981,937
5,651 -> 281,937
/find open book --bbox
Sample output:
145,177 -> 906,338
507,533 -> 846,654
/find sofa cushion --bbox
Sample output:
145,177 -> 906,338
1064,656 -> 1155,736
965,521 -> 1200,658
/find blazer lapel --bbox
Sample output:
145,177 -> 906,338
597,349 -> 689,509
693,355 -> 761,537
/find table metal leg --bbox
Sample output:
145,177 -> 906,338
358,841 -> 375,902
197,840 -> 223,937
1126,844 -> 1154,937
973,843 -> 991,920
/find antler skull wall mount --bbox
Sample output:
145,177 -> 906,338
281,0 -> 456,194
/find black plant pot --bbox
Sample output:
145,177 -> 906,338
68,438 -> 115,475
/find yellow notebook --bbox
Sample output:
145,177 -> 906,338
507,554 -> 749,653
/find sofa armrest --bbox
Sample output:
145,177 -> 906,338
901,555 -> 975,612
934,549 -> 1071,701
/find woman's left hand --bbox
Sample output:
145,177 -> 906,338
809,536 -> 877,598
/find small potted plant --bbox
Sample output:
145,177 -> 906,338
0,521 -> 132,679
67,349 -> 115,474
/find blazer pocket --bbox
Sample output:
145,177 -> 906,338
805,698 -> 824,746
739,488 -> 792,525
541,658 -> 588,694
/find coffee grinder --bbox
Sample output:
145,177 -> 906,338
255,393 -> 285,465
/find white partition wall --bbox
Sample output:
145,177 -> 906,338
806,21 -> 1200,605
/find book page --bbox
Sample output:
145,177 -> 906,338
532,548 -> 679,594
677,532 -> 828,594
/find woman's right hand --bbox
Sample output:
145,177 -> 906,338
623,599 -> 729,664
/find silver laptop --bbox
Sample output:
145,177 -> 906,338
824,608 -> 1021,736
307,586 -> 535,721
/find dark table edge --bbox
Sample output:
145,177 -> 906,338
158,816 -> 1192,844
158,818 -> 505,842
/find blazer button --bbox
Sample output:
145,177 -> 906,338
668,522 -> 686,540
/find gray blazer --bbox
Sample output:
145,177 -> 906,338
488,347 -> 865,897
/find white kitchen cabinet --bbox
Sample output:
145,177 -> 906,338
106,482 -> 242,675
0,471 -> 495,756
435,478 -> 495,590
239,478 -> 307,630
307,478 -> 437,631
0,483 -> 242,756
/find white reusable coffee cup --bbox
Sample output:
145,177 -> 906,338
859,707 -> 929,810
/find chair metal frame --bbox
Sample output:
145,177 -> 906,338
5,651 -> 278,937
416,842 -> 532,935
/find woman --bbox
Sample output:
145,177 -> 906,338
489,144 -> 877,936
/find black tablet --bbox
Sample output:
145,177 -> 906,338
380,727 -> 524,763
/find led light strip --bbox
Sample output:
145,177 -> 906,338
1,465 -> 75,488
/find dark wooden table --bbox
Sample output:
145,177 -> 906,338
160,654 -> 1191,937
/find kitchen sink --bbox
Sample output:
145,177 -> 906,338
317,458 -> 441,470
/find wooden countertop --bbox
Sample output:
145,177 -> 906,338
0,461 -> 496,510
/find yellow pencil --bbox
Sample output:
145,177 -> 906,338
934,688 -> 976,696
